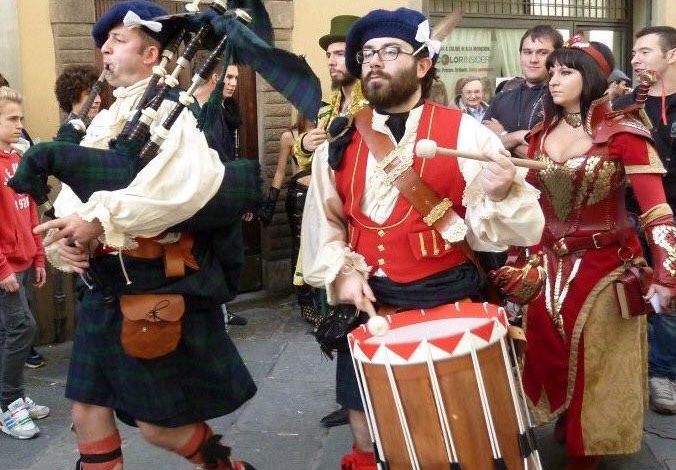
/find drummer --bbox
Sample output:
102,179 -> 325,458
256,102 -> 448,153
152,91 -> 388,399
301,7 -> 545,469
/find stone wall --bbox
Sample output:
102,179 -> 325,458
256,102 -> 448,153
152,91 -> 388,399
258,0 -> 295,291
49,0 -> 97,73
47,0 -> 297,292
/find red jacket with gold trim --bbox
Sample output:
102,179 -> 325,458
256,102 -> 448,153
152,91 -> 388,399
333,101 -> 469,283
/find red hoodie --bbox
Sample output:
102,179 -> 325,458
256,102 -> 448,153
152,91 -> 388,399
0,147 -> 44,280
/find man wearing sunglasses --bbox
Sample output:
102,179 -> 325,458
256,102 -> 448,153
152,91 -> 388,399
301,8 -> 544,469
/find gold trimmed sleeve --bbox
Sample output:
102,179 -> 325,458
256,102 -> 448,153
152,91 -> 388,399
640,203 -> 674,228
624,144 -> 666,175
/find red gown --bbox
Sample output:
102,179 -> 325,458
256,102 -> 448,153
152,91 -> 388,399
522,100 -> 666,457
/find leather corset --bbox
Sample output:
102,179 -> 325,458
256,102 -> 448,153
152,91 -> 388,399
528,145 -> 630,240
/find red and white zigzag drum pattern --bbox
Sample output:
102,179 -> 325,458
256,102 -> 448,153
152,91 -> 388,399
348,302 -> 543,470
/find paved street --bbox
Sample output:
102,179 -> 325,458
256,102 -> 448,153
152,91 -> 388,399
3,292 -> 675,469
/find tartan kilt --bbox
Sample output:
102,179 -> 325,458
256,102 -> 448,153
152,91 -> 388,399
65,283 -> 257,427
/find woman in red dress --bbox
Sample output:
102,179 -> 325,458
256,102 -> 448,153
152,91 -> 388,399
522,36 -> 676,470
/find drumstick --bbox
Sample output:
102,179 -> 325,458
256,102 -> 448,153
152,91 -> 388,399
415,139 -> 548,171
363,300 -> 389,336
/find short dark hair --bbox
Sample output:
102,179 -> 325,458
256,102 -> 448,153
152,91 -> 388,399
543,47 -> 608,127
519,25 -> 564,52
54,65 -> 100,113
636,26 -> 676,53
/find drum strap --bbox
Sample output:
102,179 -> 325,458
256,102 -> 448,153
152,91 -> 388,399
353,107 -> 458,236
353,107 -> 480,270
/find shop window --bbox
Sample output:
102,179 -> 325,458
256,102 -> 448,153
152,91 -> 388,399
429,0 -> 629,20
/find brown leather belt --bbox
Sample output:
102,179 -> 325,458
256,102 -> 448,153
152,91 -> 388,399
547,228 -> 634,257
123,233 -> 198,278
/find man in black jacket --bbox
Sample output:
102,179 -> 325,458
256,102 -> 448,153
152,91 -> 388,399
614,25 -> 676,415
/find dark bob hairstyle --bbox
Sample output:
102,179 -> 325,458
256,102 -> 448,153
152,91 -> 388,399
542,47 -> 608,128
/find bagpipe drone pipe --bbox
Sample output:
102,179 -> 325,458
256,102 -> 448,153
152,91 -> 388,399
8,0 -> 321,229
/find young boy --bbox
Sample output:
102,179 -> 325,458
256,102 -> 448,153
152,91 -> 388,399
0,86 -> 50,439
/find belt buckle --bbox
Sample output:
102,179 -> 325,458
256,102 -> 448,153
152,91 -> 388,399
592,232 -> 603,249
553,239 -> 568,256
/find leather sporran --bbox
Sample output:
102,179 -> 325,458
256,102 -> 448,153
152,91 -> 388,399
615,264 -> 653,319
314,303 -> 360,359
488,251 -> 546,305
120,294 -> 185,359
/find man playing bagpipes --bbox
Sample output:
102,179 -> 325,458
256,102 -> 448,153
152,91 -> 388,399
5,0 -> 320,467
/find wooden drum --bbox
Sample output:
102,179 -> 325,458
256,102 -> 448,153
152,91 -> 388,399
348,302 -> 541,470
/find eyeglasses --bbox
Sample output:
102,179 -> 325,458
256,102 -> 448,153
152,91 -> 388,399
356,46 -> 414,64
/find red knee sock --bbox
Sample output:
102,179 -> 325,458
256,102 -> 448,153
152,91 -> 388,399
174,423 -> 234,470
77,431 -> 123,470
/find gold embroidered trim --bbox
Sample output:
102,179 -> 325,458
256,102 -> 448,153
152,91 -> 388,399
651,225 -> 676,276
418,232 -> 427,256
565,261 -> 642,416
423,198 -> 453,227
587,160 -> 617,206
625,144 -> 667,175
376,146 -> 413,187
640,204 -> 673,227
563,111 -> 582,128
544,255 -> 581,339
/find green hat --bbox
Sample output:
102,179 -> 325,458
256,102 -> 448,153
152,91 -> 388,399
319,15 -> 359,50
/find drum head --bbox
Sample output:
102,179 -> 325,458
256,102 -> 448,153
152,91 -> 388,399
349,302 -> 508,365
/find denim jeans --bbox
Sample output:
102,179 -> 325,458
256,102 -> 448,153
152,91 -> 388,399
0,269 -> 36,409
648,312 -> 676,379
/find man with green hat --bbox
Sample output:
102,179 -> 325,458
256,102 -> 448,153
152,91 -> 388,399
281,14 -> 364,429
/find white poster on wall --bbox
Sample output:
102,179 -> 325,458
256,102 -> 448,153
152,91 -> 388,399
436,28 -> 496,101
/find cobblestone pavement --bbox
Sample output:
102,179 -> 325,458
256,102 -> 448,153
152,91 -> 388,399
2,293 -> 674,469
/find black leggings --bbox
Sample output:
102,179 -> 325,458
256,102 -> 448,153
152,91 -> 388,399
285,178 -> 318,320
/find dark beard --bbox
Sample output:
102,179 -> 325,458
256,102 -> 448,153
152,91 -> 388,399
331,75 -> 356,90
363,64 -> 419,110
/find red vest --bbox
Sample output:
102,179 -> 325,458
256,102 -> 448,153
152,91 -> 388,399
334,101 -> 467,283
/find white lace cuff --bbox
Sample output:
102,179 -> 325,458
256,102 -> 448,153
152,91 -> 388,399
44,240 -> 75,273
440,211 -> 469,243
321,245 -> 371,305
324,246 -> 371,285
78,201 -> 134,250
462,172 -> 540,220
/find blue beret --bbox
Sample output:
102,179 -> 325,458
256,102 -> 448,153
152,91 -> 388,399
92,1 -> 169,48
345,8 -> 431,78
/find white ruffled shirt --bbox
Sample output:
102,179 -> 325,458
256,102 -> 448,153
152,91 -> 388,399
301,106 -> 544,303
53,77 -> 224,249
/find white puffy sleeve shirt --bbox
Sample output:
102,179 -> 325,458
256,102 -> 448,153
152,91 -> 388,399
53,77 -> 224,248
301,106 -> 544,303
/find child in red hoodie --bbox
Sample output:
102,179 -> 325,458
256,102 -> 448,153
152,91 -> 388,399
0,86 -> 50,439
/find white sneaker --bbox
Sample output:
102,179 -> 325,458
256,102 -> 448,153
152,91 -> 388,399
649,377 -> 676,414
24,396 -> 50,420
1,398 -> 39,439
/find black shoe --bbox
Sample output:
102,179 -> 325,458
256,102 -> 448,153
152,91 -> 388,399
227,313 -> 248,326
25,348 -> 46,369
320,407 -> 348,427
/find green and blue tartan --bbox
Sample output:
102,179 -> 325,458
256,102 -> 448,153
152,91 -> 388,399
66,284 -> 256,427
64,221 -> 254,427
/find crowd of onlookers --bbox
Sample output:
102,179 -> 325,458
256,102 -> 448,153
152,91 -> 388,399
430,24 -> 675,419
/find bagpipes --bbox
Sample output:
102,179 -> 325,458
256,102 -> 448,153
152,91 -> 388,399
9,0 -> 321,230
